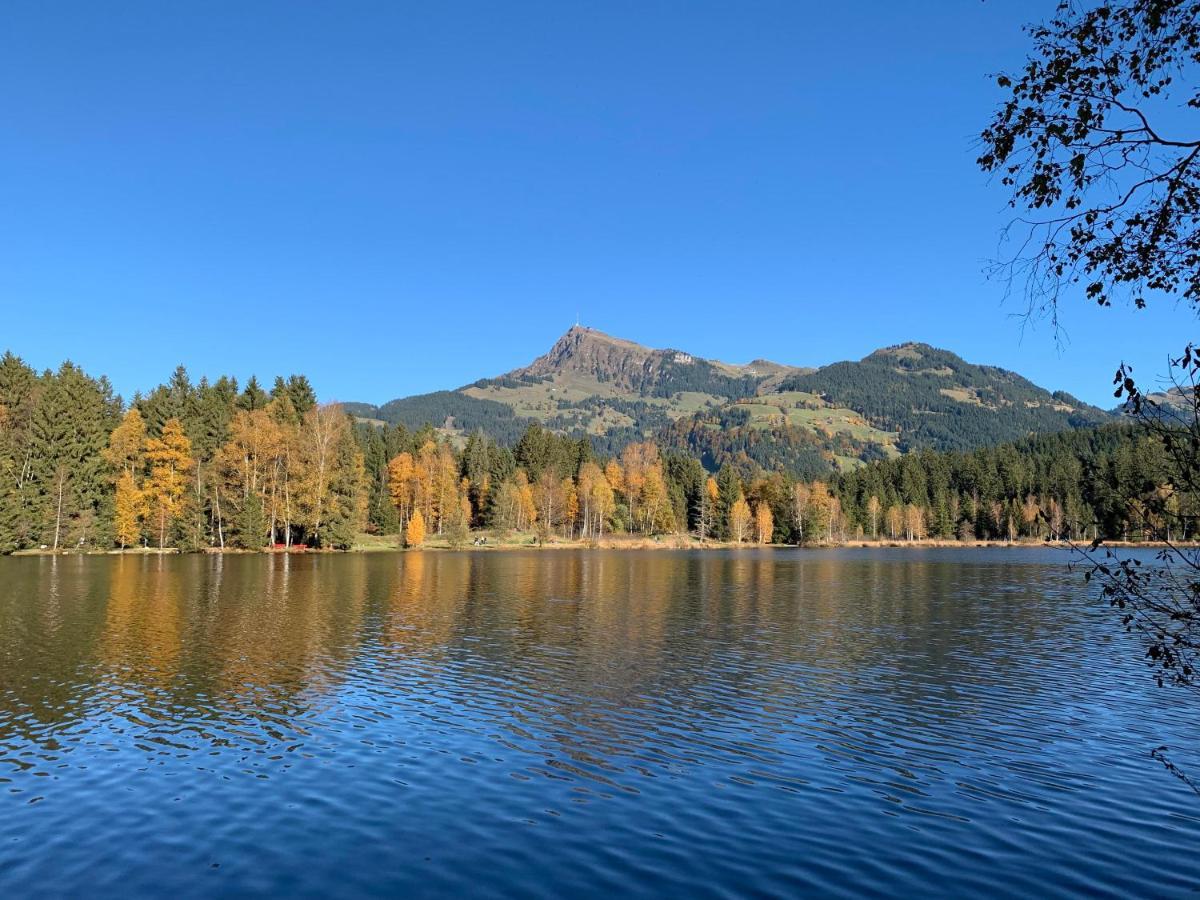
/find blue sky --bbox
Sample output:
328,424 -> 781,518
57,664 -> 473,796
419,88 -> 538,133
1,0 -> 1195,407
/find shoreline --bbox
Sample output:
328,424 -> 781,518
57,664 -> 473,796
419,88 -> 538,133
9,536 -> 1192,557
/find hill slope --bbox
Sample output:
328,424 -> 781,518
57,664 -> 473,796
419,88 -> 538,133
349,329 -> 1111,474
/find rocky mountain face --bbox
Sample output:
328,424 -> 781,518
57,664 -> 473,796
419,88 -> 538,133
349,328 -> 1113,475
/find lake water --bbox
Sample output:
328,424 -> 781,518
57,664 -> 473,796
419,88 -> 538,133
1,549 -> 1198,898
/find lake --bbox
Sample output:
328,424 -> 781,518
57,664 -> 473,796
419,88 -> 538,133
1,549 -> 1197,898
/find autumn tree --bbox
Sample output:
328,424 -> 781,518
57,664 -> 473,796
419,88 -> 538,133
866,495 -> 881,540
103,408 -> 147,480
405,507 -> 426,547
729,494 -> 751,543
791,481 -> 811,545
886,505 -> 903,540
804,484 -> 831,545
755,502 -> 774,545
387,451 -> 416,528
293,404 -> 365,548
144,418 -> 195,549
113,470 -> 146,549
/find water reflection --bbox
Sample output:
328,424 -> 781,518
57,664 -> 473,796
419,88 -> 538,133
0,550 -> 1197,898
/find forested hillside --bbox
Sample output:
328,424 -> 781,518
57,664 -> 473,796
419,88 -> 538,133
352,328 -> 1111,470
779,343 -> 1109,451
0,348 -> 1178,552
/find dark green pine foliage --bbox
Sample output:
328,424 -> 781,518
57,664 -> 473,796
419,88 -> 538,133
318,427 -> 366,550
238,375 -> 269,412
356,422 -> 399,534
780,344 -> 1110,452
28,363 -> 119,549
662,452 -> 706,534
236,491 -> 267,549
461,431 -> 495,526
0,353 -> 41,552
483,444 -> 517,527
515,424 -> 589,482
271,375 -> 317,420
714,464 -> 741,541
833,424 -> 1168,542
371,391 -> 526,444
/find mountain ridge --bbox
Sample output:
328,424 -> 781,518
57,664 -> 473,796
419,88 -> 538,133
348,327 -> 1113,474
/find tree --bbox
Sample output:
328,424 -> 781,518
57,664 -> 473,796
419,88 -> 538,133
866,495 -> 881,540
294,404 -> 364,547
103,408 -> 146,479
729,494 -> 751,543
113,470 -> 145,549
447,492 -> 471,548
791,481 -> 811,545
886,505 -> 903,541
30,363 -> 118,550
0,353 -> 39,552
805,485 -> 832,545
405,507 -> 426,547
698,476 -> 719,542
904,504 -> 927,542
587,465 -> 614,539
979,0 -> 1200,322
387,452 -> 416,528
755,502 -> 773,545
144,418 -> 195,549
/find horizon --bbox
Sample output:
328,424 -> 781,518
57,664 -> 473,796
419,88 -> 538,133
0,322 -> 1134,410
3,1 -> 1196,409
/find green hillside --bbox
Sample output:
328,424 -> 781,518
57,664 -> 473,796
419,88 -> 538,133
349,330 -> 1112,474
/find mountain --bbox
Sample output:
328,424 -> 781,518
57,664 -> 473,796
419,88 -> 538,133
777,342 -> 1109,452
349,328 -> 1112,475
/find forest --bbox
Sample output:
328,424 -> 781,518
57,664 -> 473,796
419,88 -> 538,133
0,352 -> 1179,553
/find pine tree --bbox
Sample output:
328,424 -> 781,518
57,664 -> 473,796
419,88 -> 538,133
0,353 -> 39,552
29,363 -> 118,550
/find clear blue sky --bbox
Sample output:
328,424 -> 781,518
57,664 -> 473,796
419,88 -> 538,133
1,0 -> 1195,407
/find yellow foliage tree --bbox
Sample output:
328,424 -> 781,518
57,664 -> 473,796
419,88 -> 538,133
755,502 -> 773,545
729,494 -> 751,543
104,408 -> 146,479
406,507 -> 426,547
387,452 -> 415,526
144,418 -> 195,549
639,462 -> 672,534
561,477 -> 579,539
589,466 -> 614,538
113,470 -> 146,549
886,505 -> 903,540
866,495 -> 882,540
515,470 -> 537,531
604,459 -> 625,503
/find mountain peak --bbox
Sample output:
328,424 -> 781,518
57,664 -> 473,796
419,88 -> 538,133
515,326 -> 656,383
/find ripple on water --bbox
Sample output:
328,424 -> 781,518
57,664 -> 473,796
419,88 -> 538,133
0,549 -> 1197,898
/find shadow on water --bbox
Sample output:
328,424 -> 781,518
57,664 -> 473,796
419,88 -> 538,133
0,549 -> 1197,898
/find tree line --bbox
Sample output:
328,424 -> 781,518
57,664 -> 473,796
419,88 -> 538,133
0,355 -> 365,552
0,352 -> 1181,552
